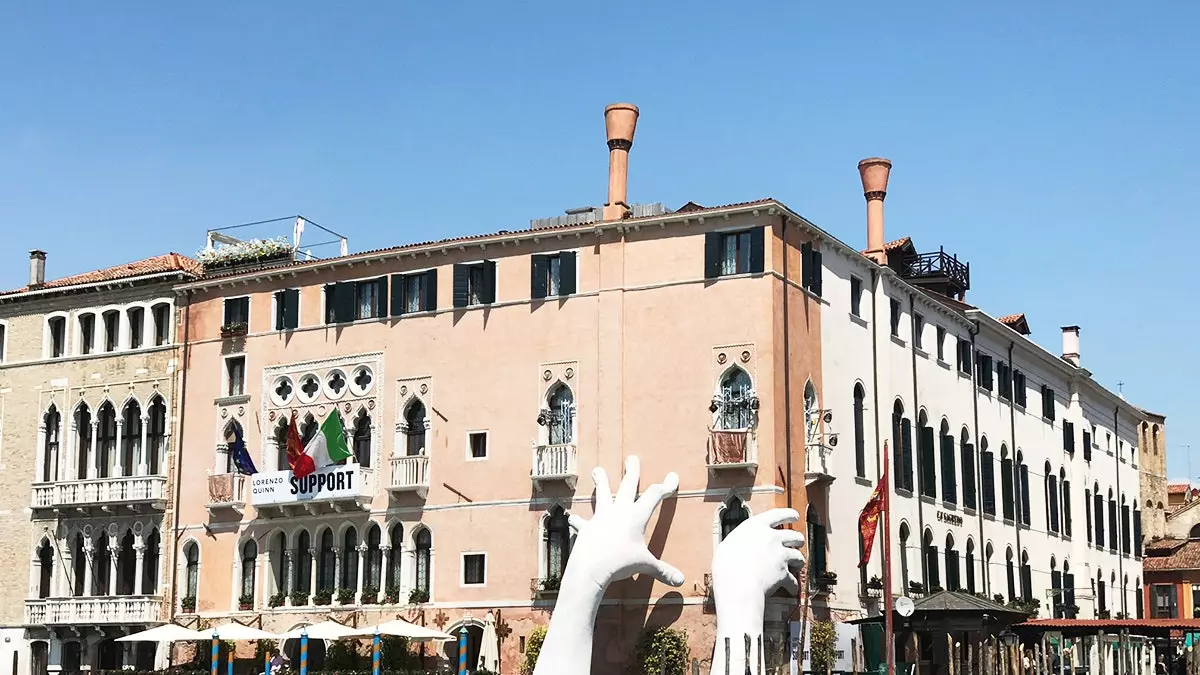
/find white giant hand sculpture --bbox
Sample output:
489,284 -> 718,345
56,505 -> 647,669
533,456 -> 683,675
709,508 -> 805,675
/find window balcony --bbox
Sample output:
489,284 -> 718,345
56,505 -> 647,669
530,577 -> 562,599
30,475 -> 167,514
251,465 -> 375,517
206,473 -> 247,515
26,596 -> 161,625
532,443 -> 578,490
805,442 -> 836,485
706,429 -> 757,474
388,455 -> 430,497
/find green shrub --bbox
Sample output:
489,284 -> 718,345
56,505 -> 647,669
810,620 -> 837,673
629,626 -> 689,675
522,626 -> 547,675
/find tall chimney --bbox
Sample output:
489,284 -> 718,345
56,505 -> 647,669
29,250 -> 46,289
602,103 -> 639,221
1061,325 -> 1080,366
858,158 -> 892,264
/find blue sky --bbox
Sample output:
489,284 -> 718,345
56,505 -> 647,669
1,3 -> 1196,475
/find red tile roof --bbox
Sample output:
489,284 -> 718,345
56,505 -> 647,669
883,237 -> 912,251
1142,540 -> 1200,571
1022,618 -> 1200,631
1169,483 -> 1190,495
997,313 -> 1031,336
0,253 -> 201,297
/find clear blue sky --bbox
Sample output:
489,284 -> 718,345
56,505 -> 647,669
2,3 -> 1196,476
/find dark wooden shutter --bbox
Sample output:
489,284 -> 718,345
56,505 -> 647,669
1019,464 -> 1031,525
558,251 -> 577,296
530,255 -> 548,299
800,241 -> 813,288
373,277 -> 388,317
979,450 -> 994,514
919,426 -> 936,498
1064,573 -> 1076,616
1063,482 -> 1073,536
333,282 -> 355,323
324,285 -> 336,323
1083,431 -> 1092,461
423,269 -> 438,311
1086,490 -> 1093,543
283,289 -> 299,329
1001,459 -> 1015,520
748,227 -> 765,274
1051,571 -> 1063,617
941,434 -> 956,504
390,275 -> 407,316
704,232 -> 721,279
223,300 -> 235,326
925,546 -> 940,589
452,265 -> 470,308
481,260 -> 497,304
900,418 -> 914,491
1048,474 -> 1060,532
1134,510 -> 1142,557
274,291 -> 286,330
810,249 -> 823,296
1064,422 -> 1075,453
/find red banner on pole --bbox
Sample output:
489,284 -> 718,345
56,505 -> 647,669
857,469 -> 887,567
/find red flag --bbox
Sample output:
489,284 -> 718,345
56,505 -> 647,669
286,411 -> 316,478
858,466 -> 888,567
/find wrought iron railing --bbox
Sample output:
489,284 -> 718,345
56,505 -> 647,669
897,247 -> 970,291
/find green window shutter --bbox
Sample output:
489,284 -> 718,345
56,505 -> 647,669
423,269 -> 438,311
530,255 -> 548,300
452,265 -> 470,308
558,251 -> 577,296
748,227 -> 765,274
704,232 -> 722,279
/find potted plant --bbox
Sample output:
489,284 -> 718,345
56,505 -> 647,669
360,585 -> 379,605
907,581 -> 925,597
289,590 -> 309,606
181,596 -> 196,613
197,237 -> 295,271
866,575 -> 883,590
1097,609 -> 1111,619
268,592 -> 286,608
238,593 -> 254,611
220,322 -> 248,338
407,588 -> 429,604
540,576 -> 561,593
1062,603 -> 1080,618
313,588 -> 333,606
993,594 -> 1006,604
336,587 -> 355,605
383,583 -> 400,604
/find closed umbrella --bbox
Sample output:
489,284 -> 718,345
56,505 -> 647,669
195,622 -> 280,641
349,619 -> 454,642
478,612 -> 499,674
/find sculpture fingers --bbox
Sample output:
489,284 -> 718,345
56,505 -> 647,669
591,467 -> 613,511
632,472 -> 679,526
752,507 -> 800,528
568,514 -> 589,533
783,548 -> 806,568
777,570 -> 800,595
615,455 -> 642,503
636,551 -> 685,587
778,530 -> 805,549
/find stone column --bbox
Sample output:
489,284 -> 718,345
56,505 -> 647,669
58,538 -> 73,597
380,545 -> 391,595
260,547 -> 271,609
332,546 -> 342,597
30,551 -> 43,599
107,543 -> 120,596
82,545 -> 94,597
285,551 -> 296,607
133,541 -> 146,595
47,634 -> 63,675
36,422 -> 48,482
89,421 -> 100,479
122,643 -> 134,670
115,418 -> 126,477
139,414 -> 150,476
65,418 -> 77,482
308,548 -> 317,599
355,543 -> 366,601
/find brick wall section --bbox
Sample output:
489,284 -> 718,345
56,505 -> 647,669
1139,415 -> 1168,541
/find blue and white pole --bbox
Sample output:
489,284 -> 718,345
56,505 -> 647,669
300,629 -> 308,675
371,629 -> 381,675
458,625 -> 468,675
210,631 -> 220,675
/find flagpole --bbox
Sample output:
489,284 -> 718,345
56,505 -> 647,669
882,440 -> 895,675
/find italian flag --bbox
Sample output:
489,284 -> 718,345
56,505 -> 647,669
293,412 -> 351,478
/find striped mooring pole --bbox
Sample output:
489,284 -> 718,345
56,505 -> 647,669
227,646 -> 234,675
371,629 -> 381,675
300,629 -> 309,675
210,632 -> 219,675
458,625 -> 468,675
265,649 -> 272,675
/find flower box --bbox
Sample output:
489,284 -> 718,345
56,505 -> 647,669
198,237 -> 295,271
313,589 -> 332,606
220,322 -> 248,338
407,588 -> 429,605
181,596 -> 196,613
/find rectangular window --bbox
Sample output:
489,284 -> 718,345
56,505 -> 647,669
152,304 -> 170,345
49,316 -> 66,358
801,242 -> 823,296
326,278 -> 387,323
531,252 -> 578,299
223,297 -> 250,328
890,299 -> 902,337
997,361 -> 1012,400
468,432 -> 488,460
1153,585 -> 1177,619
1013,370 -> 1027,407
390,270 -> 438,316
961,442 -> 976,509
452,262 -> 497,308
956,339 -> 972,374
1063,421 -> 1076,454
919,426 -> 936,499
127,308 -> 144,349
1001,458 -> 1015,520
704,228 -> 764,279
0,322 -> 6,362
274,289 -> 300,331
103,311 -> 119,352
850,276 -> 863,317
226,356 -> 246,397
913,314 -> 924,350
940,432 -> 956,504
1083,429 -> 1093,462
936,327 -> 946,361
1042,385 -> 1056,421
79,314 -> 95,355
976,353 -> 994,391
462,553 -> 486,586
980,451 -> 995,515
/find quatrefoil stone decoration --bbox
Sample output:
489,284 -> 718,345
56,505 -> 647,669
329,371 -> 346,394
355,369 -> 372,390
301,377 -> 320,397
276,379 -> 293,400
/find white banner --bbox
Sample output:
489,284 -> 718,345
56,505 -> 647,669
250,465 -> 364,506
790,621 -> 858,675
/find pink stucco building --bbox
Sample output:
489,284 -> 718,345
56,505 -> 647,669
170,105 -> 826,673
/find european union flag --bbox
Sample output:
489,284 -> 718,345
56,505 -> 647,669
226,423 -> 258,475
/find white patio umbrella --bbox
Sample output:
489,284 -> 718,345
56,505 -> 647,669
349,619 -> 454,642
276,621 -> 360,641
195,622 -> 280,641
116,624 -> 206,643
478,612 -> 500,674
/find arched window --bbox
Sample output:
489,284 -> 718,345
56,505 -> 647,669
1050,557 -> 1062,617
899,524 -> 911,591
1005,547 -> 1016,601
183,541 -> 199,602
1061,470 -> 1073,537
979,437 -> 995,515
300,415 -> 319,447
1045,461 -> 1059,533
353,409 -> 372,468
414,528 -> 432,595
803,382 -> 819,444
152,302 -> 171,346
716,369 -> 754,431
274,419 -> 290,471
1017,450 -> 1031,526
939,419 -> 956,504
1020,550 -> 1032,600
984,542 -> 994,596
1108,489 -> 1118,551
142,529 -> 160,595
127,306 -> 145,349
96,402 -> 117,479
114,531 -> 135,595
365,525 -> 382,592
1094,483 -> 1105,545
852,384 -> 866,478
892,401 -> 913,492
94,532 -> 111,596
1063,560 -> 1077,618
317,529 -> 335,592
545,506 -> 571,580
241,539 -> 258,604
75,404 -> 92,480
146,397 -> 166,475
917,410 -> 936,499
922,529 -> 940,590
341,527 -> 358,591
1121,494 -> 1132,555
72,533 -> 87,596
295,531 -> 312,599
222,420 -> 243,474
272,532 -> 288,597
807,504 -> 827,577
42,405 -> 61,483
120,400 -> 142,478
37,540 -> 54,598
1134,504 -> 1143,558
944,533 -> 960,591
965,539 -> 976,594
387,524 -> 403,592
1097,570 -> 1108,616
720,497 -> 749,540
404,401 -> 427,456
546,385 -> 575,445
1000,445 -> 1014,520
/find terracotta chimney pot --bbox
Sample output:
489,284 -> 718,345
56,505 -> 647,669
858,157 -> 892,264
602,103 -> 639,221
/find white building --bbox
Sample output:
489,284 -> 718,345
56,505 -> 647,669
806,159 -> 1144,627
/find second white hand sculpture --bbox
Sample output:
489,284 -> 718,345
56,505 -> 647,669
532,455 -> 805,675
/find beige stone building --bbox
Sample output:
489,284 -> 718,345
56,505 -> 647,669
0,251 -> 199,675
1138,410 -> 1168,542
